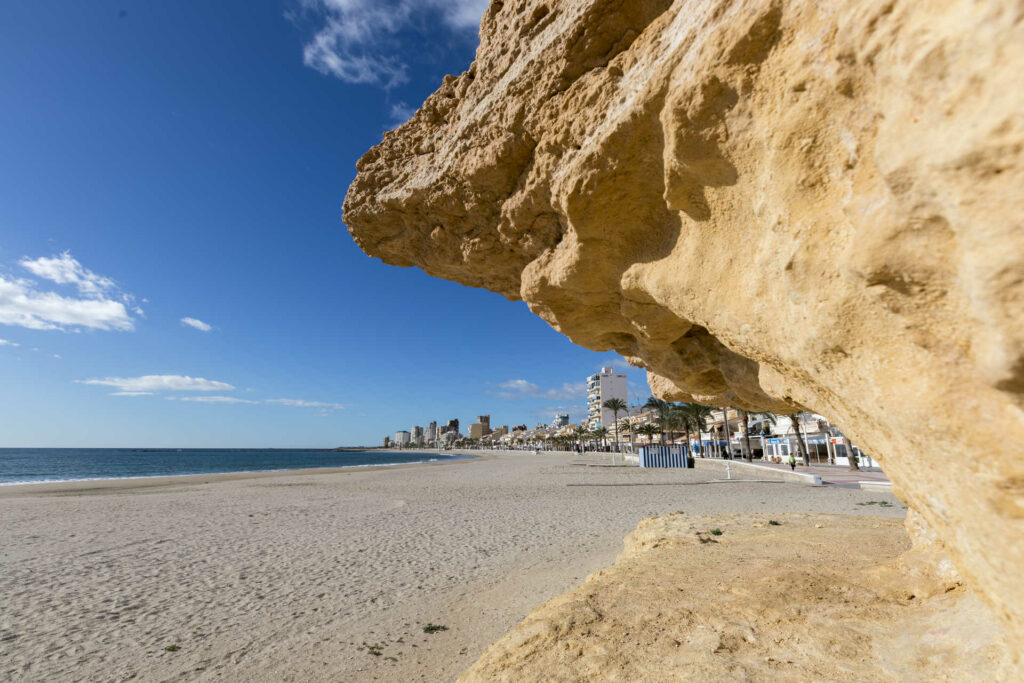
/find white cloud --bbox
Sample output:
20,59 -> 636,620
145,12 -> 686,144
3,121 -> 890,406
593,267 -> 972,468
111,391 -> 153,397
389,101 -> 416,125
0,276 -> 135,331
266,398 -> 344,410
181,317 -> 212,332
0,252 -> 139,331
531,405 -> 589,422
52,354 -> 61,359
498,379 -> 540,394
76,375 -> 235,392
19,251 -> 115,297
176,395 -> 259,405
301,0 -> 487,87
490,379 -> 587,401
599,357 -> 638,372
0,338 -> 18,347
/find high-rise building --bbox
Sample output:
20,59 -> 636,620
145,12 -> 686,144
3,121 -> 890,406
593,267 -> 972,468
586,367 -> 628,429
394,430 -> 411,446
469,414 -> 491,439
427,421 -> 437,443
553,413 -> 570,427
411,425 -> 424,445
383,435 -> 390,448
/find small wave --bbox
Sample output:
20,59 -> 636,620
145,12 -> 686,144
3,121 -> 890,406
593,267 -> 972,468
0,455 -> 466,486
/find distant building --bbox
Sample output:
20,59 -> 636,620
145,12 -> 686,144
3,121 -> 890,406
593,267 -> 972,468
553,413 -> 570,427
469,414 -> 491,439
411,425 -> 424,445
586,367 -> 628,429
383,435 -> 390,448
436,419 -> 460,446
394,430 -> 411,446
427,421 -> 437,444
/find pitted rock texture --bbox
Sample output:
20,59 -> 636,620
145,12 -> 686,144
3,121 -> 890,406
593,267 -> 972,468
344,0 -> 1024,647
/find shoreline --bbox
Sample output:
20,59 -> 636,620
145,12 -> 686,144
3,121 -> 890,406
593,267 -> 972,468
0,452 -> 479,496
1,453 -> 904,681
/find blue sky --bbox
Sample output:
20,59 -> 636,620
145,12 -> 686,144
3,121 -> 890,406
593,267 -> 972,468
0,1 -> 650,447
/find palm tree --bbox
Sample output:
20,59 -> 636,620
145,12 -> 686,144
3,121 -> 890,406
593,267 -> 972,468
636,423 -> 659,445
659,403 -> 684,446
739,408 -> 753,462
720,407 -> 734,459
847,441 -> 861,471
644,397 -> 671,444
754,411 -> 778,435
591,426 -> 609,451
602,398 -> 628,452
789,411 -> 811,466
678,403 -> 712,458
746,411 -> 777,460
572,425 -> 588,452
618,417 -> 635,453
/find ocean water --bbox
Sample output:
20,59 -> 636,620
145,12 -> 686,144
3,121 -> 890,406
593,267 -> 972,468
0,448 -> 465,485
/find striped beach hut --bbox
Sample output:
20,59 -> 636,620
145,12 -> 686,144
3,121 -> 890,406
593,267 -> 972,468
638,445 -> 691,468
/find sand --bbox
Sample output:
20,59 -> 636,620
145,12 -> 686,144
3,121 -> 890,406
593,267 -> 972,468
0,452 -> 906,681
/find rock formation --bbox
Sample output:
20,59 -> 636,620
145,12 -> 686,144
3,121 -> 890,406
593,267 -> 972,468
344,0 -> 1024,649
459,513 -> 1015,681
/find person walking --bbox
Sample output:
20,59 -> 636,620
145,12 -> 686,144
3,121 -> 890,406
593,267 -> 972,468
788,453 -> 797,471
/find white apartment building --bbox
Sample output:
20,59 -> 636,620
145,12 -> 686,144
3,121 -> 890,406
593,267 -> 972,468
586,367 -> 628,429
394,430 -> 411,446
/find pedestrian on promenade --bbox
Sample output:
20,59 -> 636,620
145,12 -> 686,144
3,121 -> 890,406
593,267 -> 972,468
788,454 -> 797,471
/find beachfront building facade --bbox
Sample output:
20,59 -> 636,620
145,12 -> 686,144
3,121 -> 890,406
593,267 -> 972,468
585,367 -> 628,429
435,418 -> 461,447
411,425 -> 424,445
689,410 -> 873,465
469,414 -> 491,439
394,430 -> 411,446
552,413 -> 569,427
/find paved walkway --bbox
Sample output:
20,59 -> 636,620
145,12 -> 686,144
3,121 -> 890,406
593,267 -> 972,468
755,461 -> 889,487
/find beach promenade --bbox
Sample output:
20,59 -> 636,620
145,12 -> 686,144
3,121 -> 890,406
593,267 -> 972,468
756,461 -> 891,488
0,452 -> 904,682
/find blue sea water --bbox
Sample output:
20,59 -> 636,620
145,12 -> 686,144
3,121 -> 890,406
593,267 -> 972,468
0,448 -> 466,485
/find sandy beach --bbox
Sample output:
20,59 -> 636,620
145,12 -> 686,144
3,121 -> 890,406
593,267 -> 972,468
0,453 -> 905,681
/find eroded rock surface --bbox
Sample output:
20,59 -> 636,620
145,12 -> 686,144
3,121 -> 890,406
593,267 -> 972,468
343,0 -> 1024,647
458,514 -> 1015,681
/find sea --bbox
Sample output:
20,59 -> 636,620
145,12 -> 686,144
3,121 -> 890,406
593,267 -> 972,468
0,448 -> 466,486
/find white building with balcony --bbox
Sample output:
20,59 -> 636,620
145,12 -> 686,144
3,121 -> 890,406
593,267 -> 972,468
585,367 -> 628,429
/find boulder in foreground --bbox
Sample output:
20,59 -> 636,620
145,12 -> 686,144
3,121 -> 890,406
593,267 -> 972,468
459,513 -> 1015,681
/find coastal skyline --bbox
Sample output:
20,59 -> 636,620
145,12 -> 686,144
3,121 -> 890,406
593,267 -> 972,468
0,1 -> 649,447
